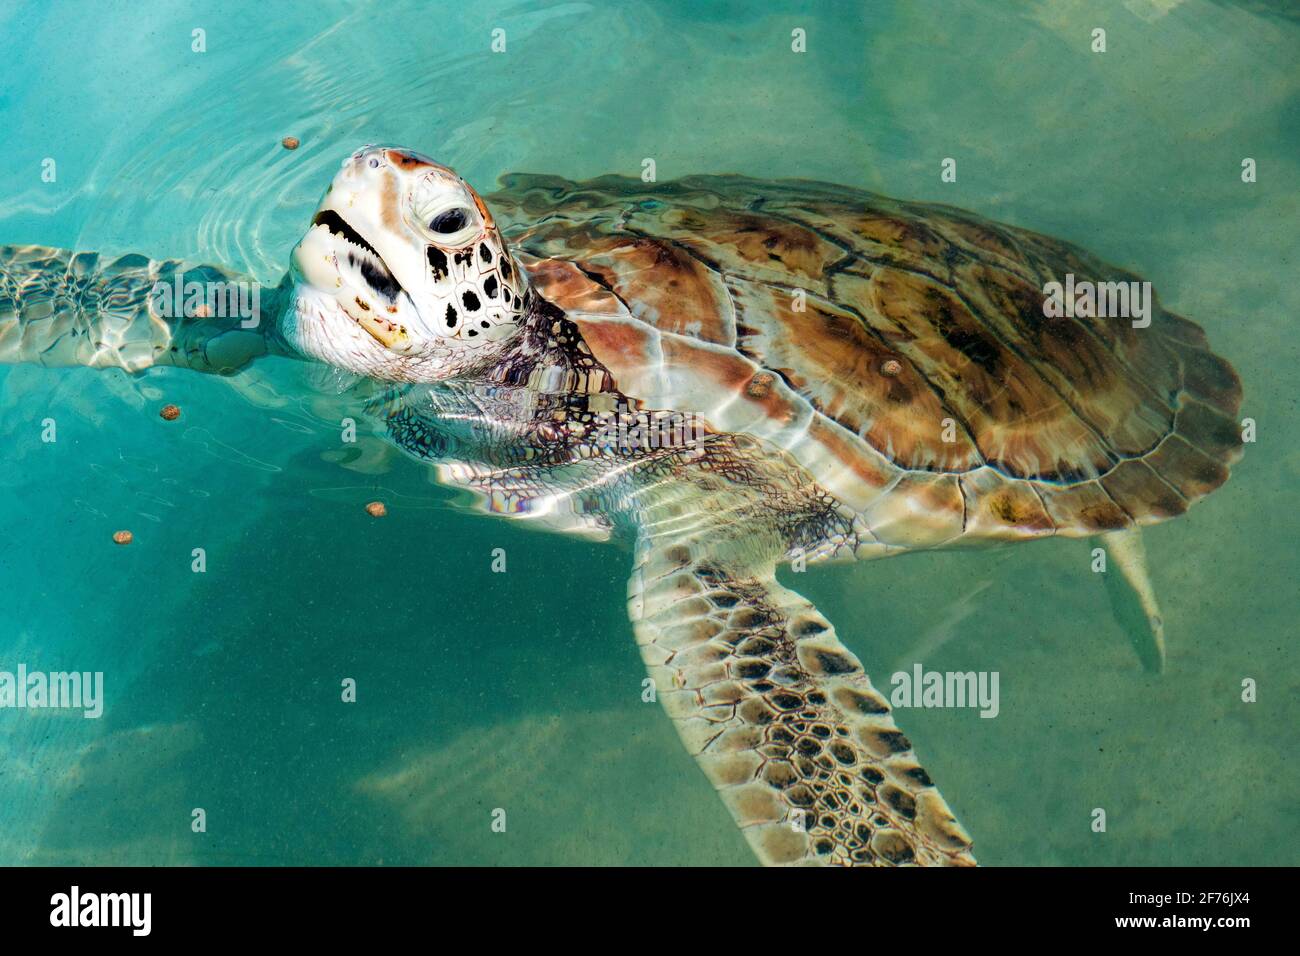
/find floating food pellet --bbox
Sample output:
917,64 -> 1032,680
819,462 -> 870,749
112,530 -> 133,545
880,359 -> 903,377
160,404 -> 181,421
365,501 -> 387,518
282,136 -> 300,150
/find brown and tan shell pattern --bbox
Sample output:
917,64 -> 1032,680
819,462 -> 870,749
487,174 -> 1243,554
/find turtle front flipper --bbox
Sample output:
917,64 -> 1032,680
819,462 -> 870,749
628,533 -> 976,866
0,244 -> 284,375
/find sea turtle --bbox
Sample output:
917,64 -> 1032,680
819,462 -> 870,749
0,146 -> 1243,866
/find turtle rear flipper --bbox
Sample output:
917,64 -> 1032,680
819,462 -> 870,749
629,533 -> 976,866
1098,527 -> 1167,673
0,244 -> 284,375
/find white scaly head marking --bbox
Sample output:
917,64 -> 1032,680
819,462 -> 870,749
286,145 -> 531,382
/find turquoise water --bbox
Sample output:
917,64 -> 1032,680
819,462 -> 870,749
0,0 -> 1296,865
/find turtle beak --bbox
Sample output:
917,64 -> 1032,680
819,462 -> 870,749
343,299 -> 411,350
299,209 -> 416,352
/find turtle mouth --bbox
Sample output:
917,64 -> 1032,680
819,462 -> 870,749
312,210 -> 404,302
310,210 -> 411,350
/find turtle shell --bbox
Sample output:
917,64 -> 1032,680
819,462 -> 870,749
487,173 -> 1243,548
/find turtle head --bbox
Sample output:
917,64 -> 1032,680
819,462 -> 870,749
285,146 -> 530,382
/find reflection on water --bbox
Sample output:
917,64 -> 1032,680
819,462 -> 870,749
0,0 -> 1296,865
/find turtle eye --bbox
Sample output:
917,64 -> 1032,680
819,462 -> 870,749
429,208 -> 469,234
